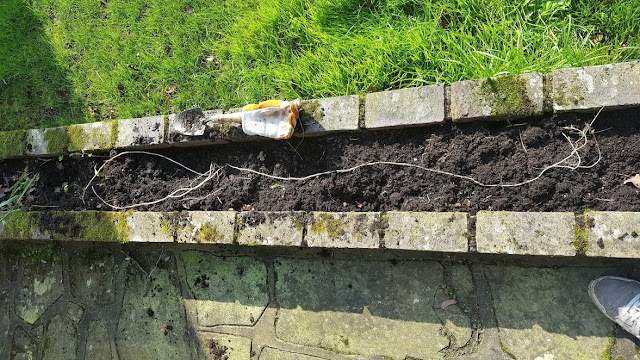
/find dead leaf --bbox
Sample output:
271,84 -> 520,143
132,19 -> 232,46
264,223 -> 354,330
440,299 -> 457,310
241,204 -> 254,212
185,5 -> 194,14
624,174 -> 640,188
365,0 -> 372,8
159,323 -> 167,333
56,162 -> 64,171
166,85 -> 176,95
55,89 -> 69,99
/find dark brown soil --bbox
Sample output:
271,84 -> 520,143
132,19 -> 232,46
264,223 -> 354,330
2,109 -> 640,214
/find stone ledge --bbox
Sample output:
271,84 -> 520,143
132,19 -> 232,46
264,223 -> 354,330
2,61 -> 640,160
2,210 -> 640,258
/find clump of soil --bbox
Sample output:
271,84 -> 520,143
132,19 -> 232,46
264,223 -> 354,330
206,340 -> 229,360
2,109 -> 639,214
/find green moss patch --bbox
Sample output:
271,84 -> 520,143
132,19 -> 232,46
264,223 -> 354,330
572,210 -> 594,254
23,211 -> 132,243
0,130 -> 27,159
479,75 -> 535,118
44,127 -> 70,154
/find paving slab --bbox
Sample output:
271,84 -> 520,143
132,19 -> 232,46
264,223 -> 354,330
585,211 -> 640,258
384,211 -> 468,252
296,96 -> 360,136
274,258 -> 473,359
42,314 -> 78,360
552,61 -> 640,112
116,250 -> 191,360
181,250 -> 269,327
451,73 -> 544,122
196,332 -> 252,360
128,212 -> 174,243
236,212 -> 305,247
11,327 -> 38,360
364,85 -> 445,129
485,265 -> 616,360
476,211 -> 576,256
68,248 -> 116,307
85,320 -> 113,360
260,347 -> 326,359
306,212 -> 381,249
16,244 -> 63,324
0,290 -> 10,356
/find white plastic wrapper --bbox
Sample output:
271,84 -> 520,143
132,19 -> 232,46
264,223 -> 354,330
240,99 -> 299,140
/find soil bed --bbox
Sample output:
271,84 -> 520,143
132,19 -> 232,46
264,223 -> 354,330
2,109 -> 640,214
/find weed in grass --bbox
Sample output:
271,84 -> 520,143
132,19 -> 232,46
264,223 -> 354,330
0,0 -> 638,131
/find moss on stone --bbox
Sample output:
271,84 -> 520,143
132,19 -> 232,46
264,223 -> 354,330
196,222 -> 225,243
23,211 -> 132,243
479,75 -> 534,118
602,335 -> 616,360
301,100 -> 324,124
572,210 -> 593,254
44,127 -> 70,154
0,130 -> 27,159
66,125 -> 87,151
110,120 -> 119,147
309,213 -> 346,238
1,211 -> 34,239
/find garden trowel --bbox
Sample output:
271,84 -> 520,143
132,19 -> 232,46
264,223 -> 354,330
174,99 -> 301,140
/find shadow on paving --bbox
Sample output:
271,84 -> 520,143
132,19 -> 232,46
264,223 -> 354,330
0,241 -> 639,360
0,0 -> 85,131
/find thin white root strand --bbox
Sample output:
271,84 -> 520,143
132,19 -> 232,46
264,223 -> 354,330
86,110 -> 603,209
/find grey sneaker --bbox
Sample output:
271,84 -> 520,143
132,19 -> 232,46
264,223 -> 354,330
589,276 -> 640,339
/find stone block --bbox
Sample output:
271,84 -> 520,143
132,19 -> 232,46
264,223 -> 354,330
451,73 -> 544,122
175,211 -> 235,244
476,211 -> 576,256
305,212 -> 382,249
585,211 -> 640,258
25,129 -> 48,156
236,212 -> 304,246
365,85 -> 445,129
114,115 -> 168,149
384,211 -> 468,252
552,61 -> 640,112
295,95 -> 360,136
66,121 -> 114,152
127,212 -> 174,243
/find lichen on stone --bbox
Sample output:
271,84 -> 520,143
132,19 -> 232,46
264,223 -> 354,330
196,222 -> 225,243
309,213 -> 346,238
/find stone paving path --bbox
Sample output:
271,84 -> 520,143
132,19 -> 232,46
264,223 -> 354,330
0,241 -> 639,360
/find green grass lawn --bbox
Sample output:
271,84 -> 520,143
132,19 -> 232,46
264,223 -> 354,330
0,0 -> 638,131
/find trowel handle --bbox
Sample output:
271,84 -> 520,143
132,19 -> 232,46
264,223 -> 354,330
208,113 -> 243,124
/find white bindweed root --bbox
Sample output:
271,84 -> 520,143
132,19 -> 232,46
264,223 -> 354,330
83,110 -> 603,210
